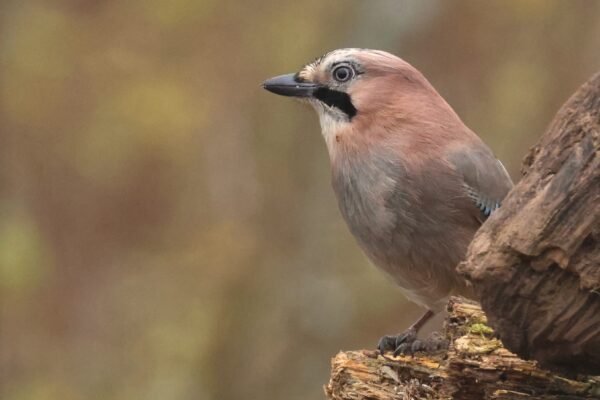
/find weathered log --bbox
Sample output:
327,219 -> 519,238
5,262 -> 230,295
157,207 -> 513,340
458,71 -> 600,376
324,297 -> 600,400
324,73 -> 599,398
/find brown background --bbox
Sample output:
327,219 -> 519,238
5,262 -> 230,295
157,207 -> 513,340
1,1 -> 599,399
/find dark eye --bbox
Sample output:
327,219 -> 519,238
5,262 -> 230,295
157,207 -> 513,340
332,65 -> 354,82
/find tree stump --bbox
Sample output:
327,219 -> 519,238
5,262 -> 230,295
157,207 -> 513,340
458,71 -> 600,376
324,297 -> 600,400
325,72 -> 600,398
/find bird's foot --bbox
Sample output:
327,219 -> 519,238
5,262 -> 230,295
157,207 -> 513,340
377,327 -> 416,355
377,330 -> 448,357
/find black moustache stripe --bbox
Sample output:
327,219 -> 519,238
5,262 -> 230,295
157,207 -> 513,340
313,87 -> 357,119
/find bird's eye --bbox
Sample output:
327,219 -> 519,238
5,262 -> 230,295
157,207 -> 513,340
332,65 -> 354,83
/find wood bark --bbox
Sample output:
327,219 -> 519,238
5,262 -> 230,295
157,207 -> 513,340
324,297 -> 600,400
458,71 -> 600,376
325,72 -> 600,398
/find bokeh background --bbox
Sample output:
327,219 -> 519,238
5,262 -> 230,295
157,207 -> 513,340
1,1 -> 599,399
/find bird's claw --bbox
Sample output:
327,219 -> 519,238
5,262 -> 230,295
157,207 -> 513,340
377,327 -> 417,355
377,330 -> 448,356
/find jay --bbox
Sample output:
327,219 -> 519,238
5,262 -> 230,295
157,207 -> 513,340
263,49 -> 513,355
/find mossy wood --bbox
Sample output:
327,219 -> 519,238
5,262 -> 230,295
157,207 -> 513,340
459,71 -> 600,375
324,297 -> 599,400
326,74 -> 600,397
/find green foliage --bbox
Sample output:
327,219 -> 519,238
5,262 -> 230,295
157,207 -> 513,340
0,207 -> 47,293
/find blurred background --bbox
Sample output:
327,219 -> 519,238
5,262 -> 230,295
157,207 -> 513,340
1,1 -> 599,399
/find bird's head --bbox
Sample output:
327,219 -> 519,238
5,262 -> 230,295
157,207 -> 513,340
263,48 -> 445,149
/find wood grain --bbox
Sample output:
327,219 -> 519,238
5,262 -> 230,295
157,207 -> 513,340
458,71 -> 600,375
324,298 -> 599,399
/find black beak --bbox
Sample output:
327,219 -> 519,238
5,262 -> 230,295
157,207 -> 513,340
263,74 -> 318,98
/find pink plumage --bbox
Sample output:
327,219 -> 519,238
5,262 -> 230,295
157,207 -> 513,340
264,49 -> 513,355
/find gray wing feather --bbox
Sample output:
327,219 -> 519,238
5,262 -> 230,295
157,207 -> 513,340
447,143 -> 514,223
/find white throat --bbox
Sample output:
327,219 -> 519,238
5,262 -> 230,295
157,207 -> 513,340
311,101 -> 351,154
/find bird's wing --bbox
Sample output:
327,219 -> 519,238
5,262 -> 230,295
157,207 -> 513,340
446,143 -> 514,223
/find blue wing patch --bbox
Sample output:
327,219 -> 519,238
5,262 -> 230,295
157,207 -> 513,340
476,198 -> 500,217
465,184 -> 502,219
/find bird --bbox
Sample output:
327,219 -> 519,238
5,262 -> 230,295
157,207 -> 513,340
263,48 -> 513,355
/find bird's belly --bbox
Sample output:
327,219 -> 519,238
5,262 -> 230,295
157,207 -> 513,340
331,155 -> 477,310
370,237 -> 471,309
342,203 -> 476,310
